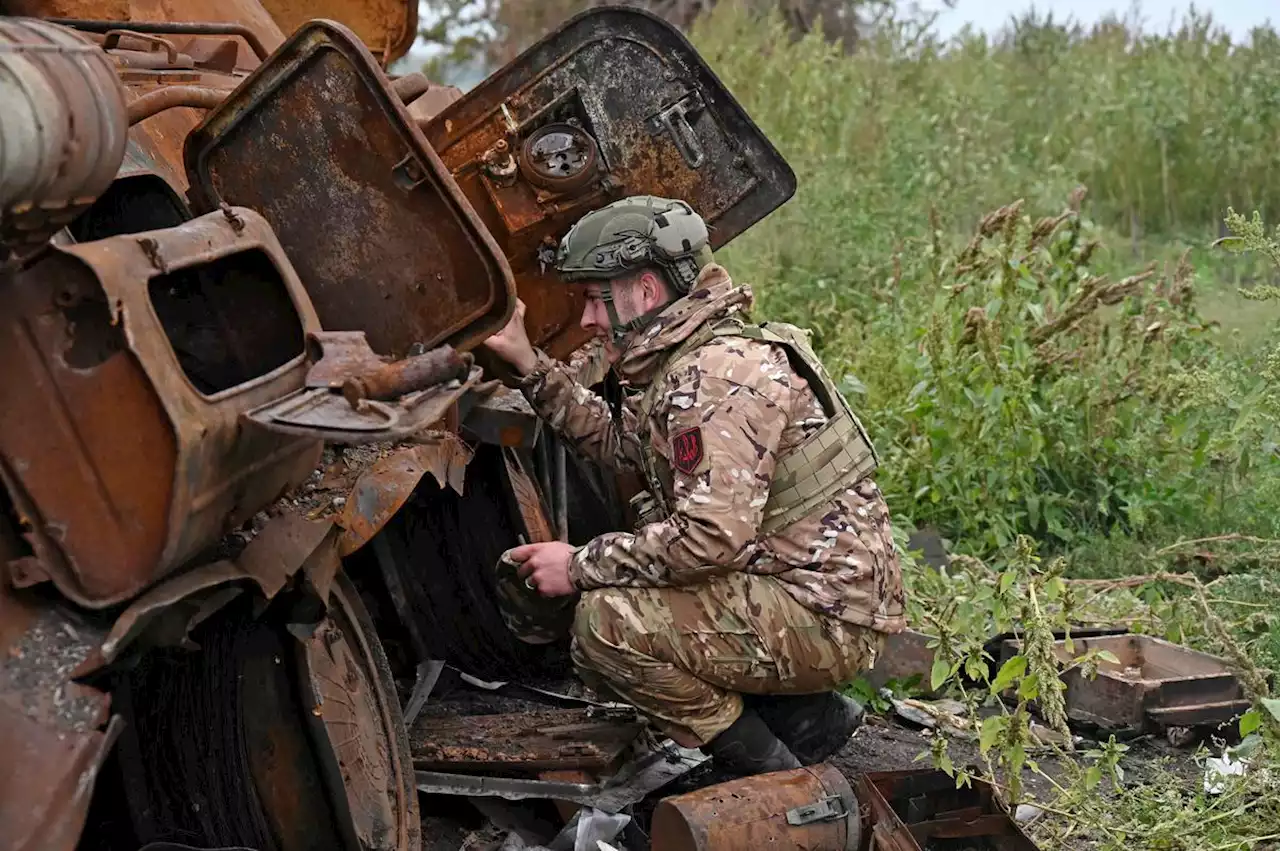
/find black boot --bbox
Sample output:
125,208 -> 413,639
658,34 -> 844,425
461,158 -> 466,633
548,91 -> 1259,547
703,708 -> 802,776
749,691 -> 865,765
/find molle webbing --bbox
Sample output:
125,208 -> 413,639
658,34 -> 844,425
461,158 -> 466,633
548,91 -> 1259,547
637,318 -> 879,536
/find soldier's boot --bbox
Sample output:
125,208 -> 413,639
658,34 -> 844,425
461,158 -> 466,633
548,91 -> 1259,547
749,691 -> 865,765
703,708 -> 802,776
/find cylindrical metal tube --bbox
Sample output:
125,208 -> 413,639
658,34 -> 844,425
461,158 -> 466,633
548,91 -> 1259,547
342,345 -> 472,405
126,85 -> 226,125
650,763 -> 862,851
0,18 -> 128,254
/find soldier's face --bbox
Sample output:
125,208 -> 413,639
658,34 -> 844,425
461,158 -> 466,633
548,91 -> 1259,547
580,272 -> 668,355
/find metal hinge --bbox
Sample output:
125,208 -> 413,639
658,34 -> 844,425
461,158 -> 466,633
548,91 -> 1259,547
786,795 -> 848,826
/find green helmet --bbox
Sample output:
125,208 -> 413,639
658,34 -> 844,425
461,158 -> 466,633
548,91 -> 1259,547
553,195 -> 714,341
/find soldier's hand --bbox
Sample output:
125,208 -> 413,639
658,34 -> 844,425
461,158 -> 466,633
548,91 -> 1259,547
510,541 -> 577,597
483,299 -> 539,376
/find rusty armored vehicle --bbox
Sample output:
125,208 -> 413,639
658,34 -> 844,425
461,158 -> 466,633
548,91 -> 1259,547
0,2 -> 794,849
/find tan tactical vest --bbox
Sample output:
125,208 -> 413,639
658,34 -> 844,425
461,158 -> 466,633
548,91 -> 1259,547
633,317 -> 879,536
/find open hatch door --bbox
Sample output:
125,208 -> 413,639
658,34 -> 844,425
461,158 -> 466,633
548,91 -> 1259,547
184,19 -> 515,361
424,7 -> 797,359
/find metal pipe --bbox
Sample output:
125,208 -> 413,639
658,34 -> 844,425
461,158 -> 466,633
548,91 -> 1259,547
391,72 -> 431,105
42,18 -> 270,62
126,85 -> 226,125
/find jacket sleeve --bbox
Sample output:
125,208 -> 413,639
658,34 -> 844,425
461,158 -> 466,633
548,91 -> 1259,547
568,345 -> 792,589
518,349 -> 644,472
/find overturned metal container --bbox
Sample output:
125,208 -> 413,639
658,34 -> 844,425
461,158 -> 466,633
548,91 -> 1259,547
651,763 -> 860,851
860,769 -> 1038,851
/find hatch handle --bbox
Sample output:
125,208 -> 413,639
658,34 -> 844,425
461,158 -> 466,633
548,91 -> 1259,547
648,91 -> 706,169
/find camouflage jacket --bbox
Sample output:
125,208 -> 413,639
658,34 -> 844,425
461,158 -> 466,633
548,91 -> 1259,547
518,265 -> 906,632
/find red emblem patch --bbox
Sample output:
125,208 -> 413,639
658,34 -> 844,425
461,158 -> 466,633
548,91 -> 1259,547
670,427 -> 705,475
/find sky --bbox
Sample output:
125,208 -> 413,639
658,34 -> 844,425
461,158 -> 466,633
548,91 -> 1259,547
926,0 -> 1274,42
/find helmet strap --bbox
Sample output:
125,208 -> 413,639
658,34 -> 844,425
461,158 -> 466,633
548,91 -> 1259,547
599,280 -> 672,343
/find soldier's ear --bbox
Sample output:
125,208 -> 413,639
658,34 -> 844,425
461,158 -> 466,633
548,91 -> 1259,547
640,269 -> 668,309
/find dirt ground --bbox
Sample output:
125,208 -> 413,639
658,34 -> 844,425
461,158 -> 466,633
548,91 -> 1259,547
412,678 -> 1215,850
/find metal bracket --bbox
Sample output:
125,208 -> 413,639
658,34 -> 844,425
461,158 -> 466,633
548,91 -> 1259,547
646,91 -> 706,169
786,794 -> 848,826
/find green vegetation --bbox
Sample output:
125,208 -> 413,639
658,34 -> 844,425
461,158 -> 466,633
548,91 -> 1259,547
687,6 -> 1280,848
694,4 -> 1280,563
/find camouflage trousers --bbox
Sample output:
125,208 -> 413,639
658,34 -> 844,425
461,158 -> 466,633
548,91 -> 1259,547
496,559 -> 883,745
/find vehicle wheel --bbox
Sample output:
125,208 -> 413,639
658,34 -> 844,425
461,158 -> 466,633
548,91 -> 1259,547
115,574 -> 420,851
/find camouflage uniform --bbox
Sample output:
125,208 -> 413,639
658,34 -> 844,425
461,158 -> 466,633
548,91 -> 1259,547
505,264 -> 906,745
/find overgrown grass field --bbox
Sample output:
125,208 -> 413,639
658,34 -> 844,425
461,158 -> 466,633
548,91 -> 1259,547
686,7 -> 1280,848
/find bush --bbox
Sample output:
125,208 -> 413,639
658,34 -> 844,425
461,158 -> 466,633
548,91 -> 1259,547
690,5 -> 1280,558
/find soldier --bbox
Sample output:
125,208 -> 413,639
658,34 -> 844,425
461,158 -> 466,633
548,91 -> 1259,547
483,196 -> 905,776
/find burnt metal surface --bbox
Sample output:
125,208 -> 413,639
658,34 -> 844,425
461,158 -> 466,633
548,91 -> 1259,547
860,769 -> 1039,851
337,435 -> 474,556
426,7 -> 796,360
0,206 -> 322,607
1046,634 -> 1250,733
0,17 -> 129,260
252,0 -> 418,64
651,763 -> 860,851
411,707 -> 644,773
0,578 -> 118,851
184,18 -> 516,359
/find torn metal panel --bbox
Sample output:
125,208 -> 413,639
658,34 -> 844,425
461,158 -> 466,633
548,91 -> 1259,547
0,579 -> 118,851
184,18 -> 517,358
337,435 -> 475,556
859,770 -> 1039,851
411,708 -> 644,773
98,515 -> 336,664
0,206 -> 323,607
425,7 -> 796,360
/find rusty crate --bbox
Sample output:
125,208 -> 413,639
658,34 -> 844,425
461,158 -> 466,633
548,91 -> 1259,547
999,633 -> 1251,733
859,769 -> 1039,851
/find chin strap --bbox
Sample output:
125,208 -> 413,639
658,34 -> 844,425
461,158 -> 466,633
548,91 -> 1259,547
599,280 -> 673,343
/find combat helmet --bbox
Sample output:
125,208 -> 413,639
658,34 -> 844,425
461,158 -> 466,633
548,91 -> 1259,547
553,195 -> 713,340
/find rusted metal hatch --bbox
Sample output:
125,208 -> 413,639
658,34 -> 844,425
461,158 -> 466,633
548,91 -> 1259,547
183,19 -> 515,360
424,7 -> 797,359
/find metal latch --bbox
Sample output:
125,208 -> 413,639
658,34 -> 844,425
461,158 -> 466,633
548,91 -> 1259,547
786,795 -> 848,826
646,91 -> 706,169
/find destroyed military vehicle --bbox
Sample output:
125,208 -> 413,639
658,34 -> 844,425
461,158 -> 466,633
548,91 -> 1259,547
0,2 -> 795,848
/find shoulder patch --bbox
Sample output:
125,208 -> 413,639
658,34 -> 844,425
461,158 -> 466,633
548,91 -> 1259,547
669,427 -> 705,475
